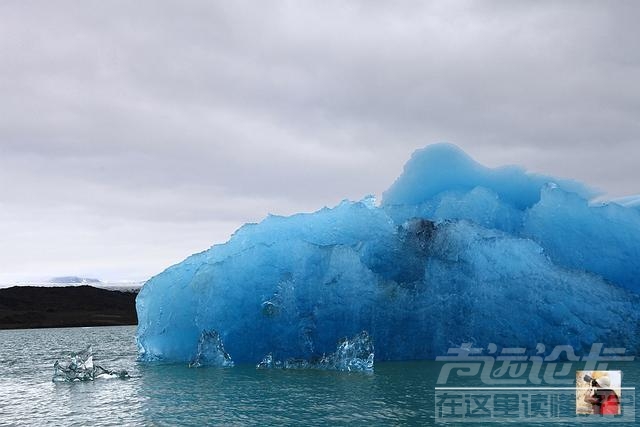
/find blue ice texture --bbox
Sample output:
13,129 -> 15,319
136,143 -> 640,365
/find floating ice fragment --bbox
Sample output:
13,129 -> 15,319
52,346 -> 129,382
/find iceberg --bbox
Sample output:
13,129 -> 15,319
136,144 -> 640,364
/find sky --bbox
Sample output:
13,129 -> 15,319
1,1 -> 638,283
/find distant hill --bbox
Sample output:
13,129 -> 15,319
49,276 -> 102,284
0,286 -> 138,329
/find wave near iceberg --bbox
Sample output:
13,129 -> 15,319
136,144 -> 640,365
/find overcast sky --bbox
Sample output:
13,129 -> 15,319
1,1 -> 638,283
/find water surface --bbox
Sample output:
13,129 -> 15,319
0,326 -> 637,425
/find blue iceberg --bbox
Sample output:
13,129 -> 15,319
136,144 -> 640,364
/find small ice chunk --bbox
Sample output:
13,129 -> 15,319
52,346 -> 129,382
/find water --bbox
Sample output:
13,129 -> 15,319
0,326 -> 638,425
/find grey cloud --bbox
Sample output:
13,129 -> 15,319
1,1 -> 638,281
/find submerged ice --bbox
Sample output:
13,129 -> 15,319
136,144 -> 640,364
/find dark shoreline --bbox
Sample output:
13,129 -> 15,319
0,285 -> 138,330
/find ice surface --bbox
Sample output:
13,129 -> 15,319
136,144 -> 640,363
189,330 -> 234,368
610,194 -> 640,210
383,143 -> 595,210
52,346 -> 129,382
523,185 -> 640,290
